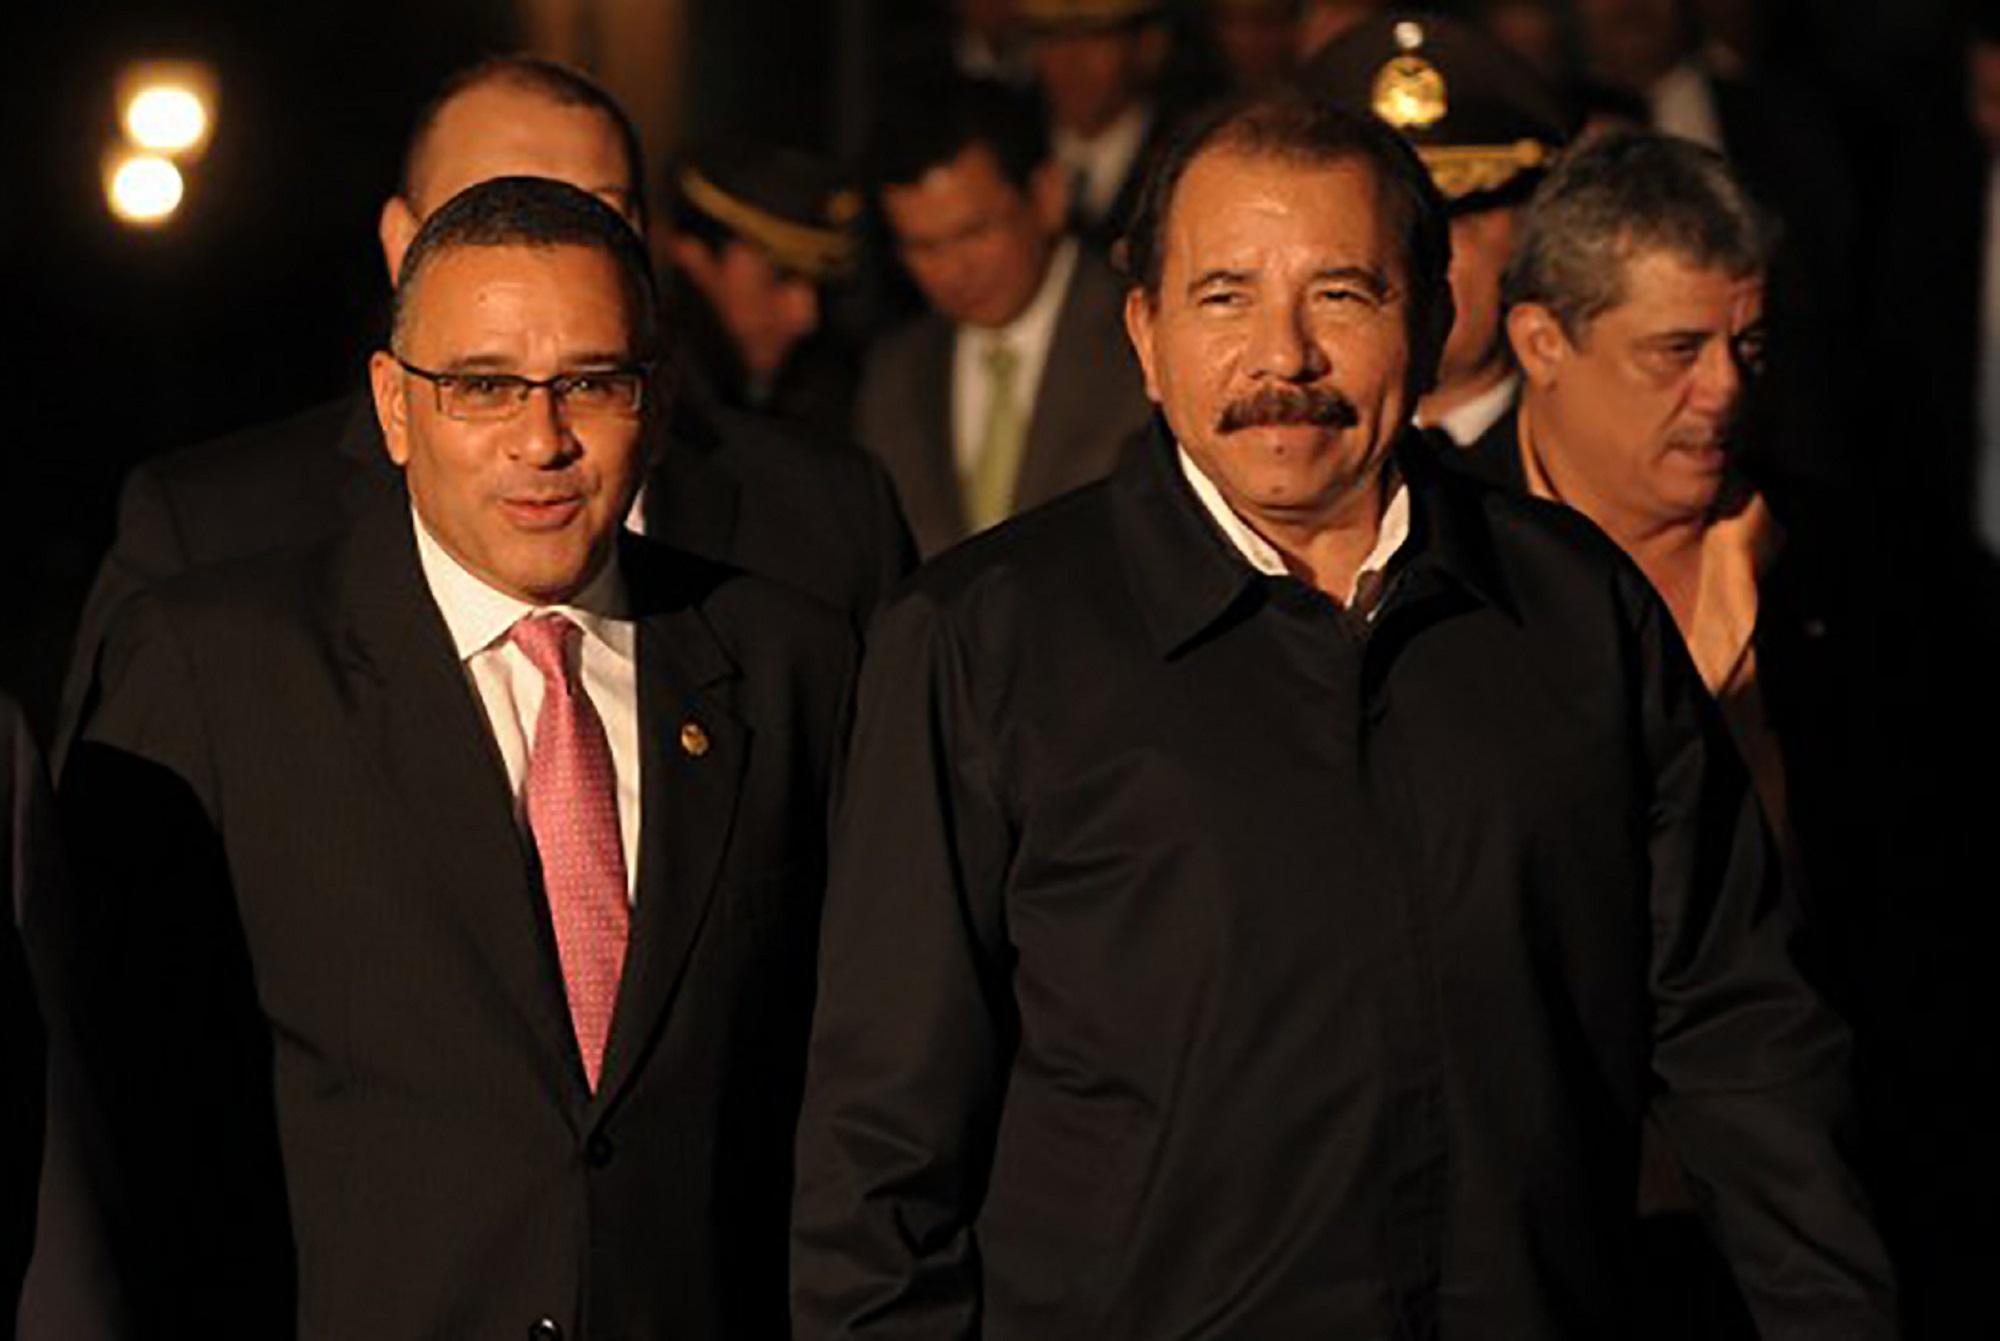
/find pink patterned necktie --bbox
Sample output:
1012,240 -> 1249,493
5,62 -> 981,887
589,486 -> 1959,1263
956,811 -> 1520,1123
509,613 -> 629,1091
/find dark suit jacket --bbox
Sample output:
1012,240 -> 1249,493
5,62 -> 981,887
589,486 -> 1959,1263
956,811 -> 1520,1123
792,425 -> 1895,1338
855,246 -> 1153,558
2,698 -> 59,1337
45,496 -> 856,1337
54,390 -> 913,766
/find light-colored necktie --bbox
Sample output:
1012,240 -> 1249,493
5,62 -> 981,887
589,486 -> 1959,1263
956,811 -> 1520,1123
964,340 -> 1026,533
510,613 -> 629,1091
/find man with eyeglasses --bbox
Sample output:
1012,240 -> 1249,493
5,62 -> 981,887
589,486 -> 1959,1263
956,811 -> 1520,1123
41,177 -> 856,1338
52,54 -> 913,769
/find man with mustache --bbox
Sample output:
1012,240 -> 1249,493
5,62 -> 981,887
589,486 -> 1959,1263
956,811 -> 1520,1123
792,94 -> 1893,1336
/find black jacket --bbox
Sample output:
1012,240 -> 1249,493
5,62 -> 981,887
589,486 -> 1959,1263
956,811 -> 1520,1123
2,698 -> 58,1328
791,424 -> 1895,1339
42,495 -> 856,1337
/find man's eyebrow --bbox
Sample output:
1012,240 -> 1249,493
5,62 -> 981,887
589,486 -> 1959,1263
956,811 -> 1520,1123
1312,265 -> 1390,296
438,353 -> 520,374
1187,267 -> 1253,295
560,350 -> 640,369
1637,327 -> 1721,346
433,350 -> 637,374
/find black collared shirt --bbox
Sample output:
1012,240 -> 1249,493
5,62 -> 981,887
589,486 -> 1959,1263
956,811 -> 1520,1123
793,421 -> 1895,1339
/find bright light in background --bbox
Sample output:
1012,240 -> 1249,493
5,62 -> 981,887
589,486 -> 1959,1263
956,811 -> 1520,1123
105,59 -> 215,228
106,153 -> 185,224
124,85 -> 208,153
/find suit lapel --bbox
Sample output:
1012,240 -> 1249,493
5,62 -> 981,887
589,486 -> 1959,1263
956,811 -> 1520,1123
906,323 -> 968,552
1016,257 -> 1096,510
333,499 -> 585,1107
642,398 -> 743,563
592,544 -> 748,1112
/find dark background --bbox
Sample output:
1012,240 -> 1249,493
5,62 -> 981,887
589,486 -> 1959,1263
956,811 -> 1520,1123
0,0 -> 1982,734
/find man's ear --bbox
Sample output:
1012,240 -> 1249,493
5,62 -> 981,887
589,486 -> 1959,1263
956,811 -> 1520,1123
368,350 -> 413,468
1029,159 -> 1071,235
378,195 -> 420,287
1506,303 -> 1572,390
1123,286 -> 1163,404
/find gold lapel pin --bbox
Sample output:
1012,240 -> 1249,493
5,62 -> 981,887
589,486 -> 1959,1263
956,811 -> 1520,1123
679,721 -> 710,758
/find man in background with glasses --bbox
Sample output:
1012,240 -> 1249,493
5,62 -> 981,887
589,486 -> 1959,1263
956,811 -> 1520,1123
37,177 -> 856,1339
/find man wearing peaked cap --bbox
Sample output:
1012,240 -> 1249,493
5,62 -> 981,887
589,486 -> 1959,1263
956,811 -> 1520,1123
1018,0 -> 1175,251
660,141 -> 864,441
1304,10 -> 1573,448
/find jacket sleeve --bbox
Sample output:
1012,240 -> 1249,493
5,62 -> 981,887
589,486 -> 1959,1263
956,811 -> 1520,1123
856,450 -> 919,623
37,591 -> 294,1334
52,464 -> 192,775
1637,582 -> 1900,1339
791,591 -> 1015,1338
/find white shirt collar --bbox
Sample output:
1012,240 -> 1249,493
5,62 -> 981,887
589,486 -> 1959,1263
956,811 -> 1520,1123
411,507 -> 635,665
1428,372 -> 1520,448
1054,103 -> 1151,221
1176,444 -> 1410,617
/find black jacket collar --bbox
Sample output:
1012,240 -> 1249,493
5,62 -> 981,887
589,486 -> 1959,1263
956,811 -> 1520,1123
1110,417 -> 1518,659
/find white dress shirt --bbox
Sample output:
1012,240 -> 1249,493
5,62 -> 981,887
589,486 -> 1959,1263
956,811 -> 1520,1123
1178,446 -> 1410,619
1054,103 -> 1151,224
412,511 -> 643,902
951,238 -> 1079,475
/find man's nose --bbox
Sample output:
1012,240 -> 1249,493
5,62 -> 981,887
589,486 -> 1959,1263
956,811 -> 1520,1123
785,282 -> 821,339
1245,297 -> 1330,383
513,385 -> 578,466
1690,337 -> 1744,417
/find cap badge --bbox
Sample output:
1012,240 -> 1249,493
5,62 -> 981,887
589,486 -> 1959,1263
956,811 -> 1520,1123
1373,53 -> 1448,131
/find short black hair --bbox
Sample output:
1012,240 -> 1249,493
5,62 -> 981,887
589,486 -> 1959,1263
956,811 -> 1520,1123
1124,92 -> 1455,394
399,55 -> 647,225
867,77 -> 1051,194
391,176 -> 661,359
1501,129 -> 1773,338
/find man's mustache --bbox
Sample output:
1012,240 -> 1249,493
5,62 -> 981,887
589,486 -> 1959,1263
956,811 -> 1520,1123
1216,384 -> 1359,433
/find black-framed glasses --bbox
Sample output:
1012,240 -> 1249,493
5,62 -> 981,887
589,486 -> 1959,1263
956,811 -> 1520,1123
394,357 -> 651,422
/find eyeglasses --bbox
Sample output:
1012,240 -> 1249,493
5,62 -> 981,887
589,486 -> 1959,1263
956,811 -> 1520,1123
394,357 -> 650,422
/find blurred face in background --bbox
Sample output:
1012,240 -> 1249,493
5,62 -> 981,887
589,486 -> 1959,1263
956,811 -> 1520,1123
1481,0 -> 1567,82
381,81 -> 640,281
1032,26 -> 1153,137
883,141 -> 1067,329
1214,3 -> 1299,92
1296,0 -> 1389,61
1970,40 -> 2000,151
1572,0 -> 1689,92
669,235 -> 821,378
1435,204 -> 1518,396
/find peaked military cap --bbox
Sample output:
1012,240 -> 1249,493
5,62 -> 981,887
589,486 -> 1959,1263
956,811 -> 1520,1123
1301,10 -> 1574,209
670,140 -> 860,280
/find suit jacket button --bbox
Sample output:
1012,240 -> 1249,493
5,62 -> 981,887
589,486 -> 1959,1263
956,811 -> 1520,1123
528,1319 -> 562,1341
586,1132 -> 614,1168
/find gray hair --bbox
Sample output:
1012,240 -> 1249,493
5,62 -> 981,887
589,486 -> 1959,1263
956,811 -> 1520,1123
1500,129 -> 1774,337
